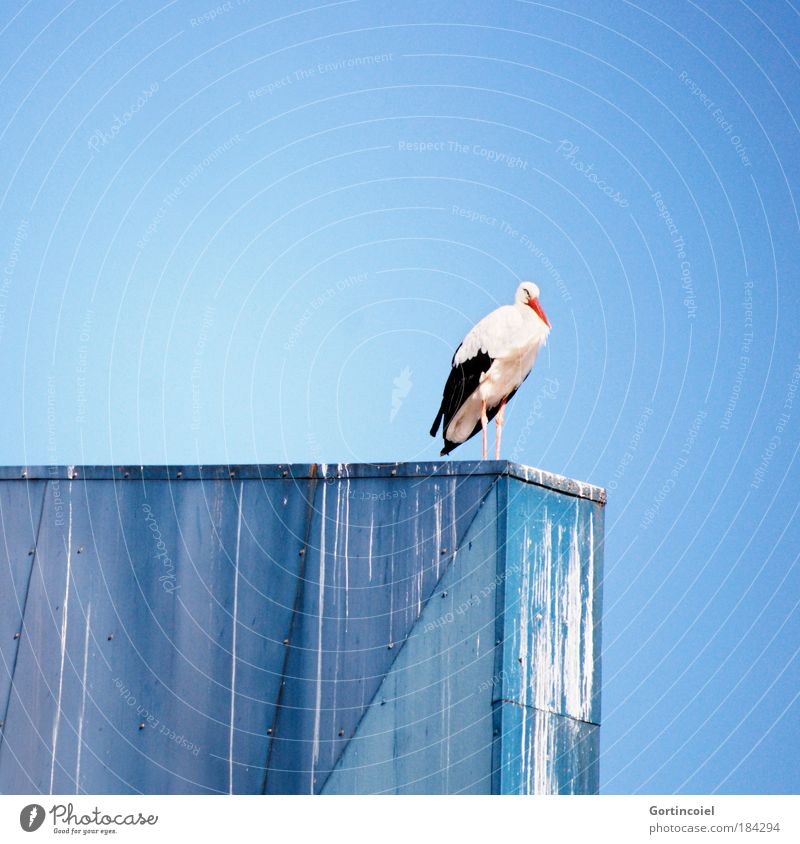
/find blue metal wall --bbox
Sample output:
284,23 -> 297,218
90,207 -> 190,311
0,462 -> 604,794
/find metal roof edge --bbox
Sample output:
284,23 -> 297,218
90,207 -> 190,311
0,461 -> 606,504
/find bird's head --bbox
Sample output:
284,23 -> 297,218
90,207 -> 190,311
516,282 -> 550,328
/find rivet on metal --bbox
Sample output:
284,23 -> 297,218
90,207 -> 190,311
440,547 -> 447,555
176,471 -> 183,479
13,632 -> 20,640
229,470 -> 236,478
71,471 -> 78,479
390,468 -> 397,476
338,729 -> 345,737
124,471 -> 130,479
380,699 -> 386,706
283,639 -> 289,646
267,727 -> 273,735
138,722 -> 145,730
387,642 -> 394,650
28,548 -> 34,556
298,548 -> 305,556
282,470 -> 288,478
441,592 -> 447,598
77,546 -> 83,554
107,634 -> 113,641
21,470 -> 27,479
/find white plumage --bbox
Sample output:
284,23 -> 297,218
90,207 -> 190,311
430,282 -> 551,458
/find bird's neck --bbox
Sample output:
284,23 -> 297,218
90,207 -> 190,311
518,302 -> 550,331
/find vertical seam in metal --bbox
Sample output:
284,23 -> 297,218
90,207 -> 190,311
490,473 -> 509,795
228,480 -> 245,795
261,464 -> 319,794
0,479 -> 48,754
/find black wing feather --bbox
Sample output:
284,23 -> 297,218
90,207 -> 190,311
430,347 -> 493,444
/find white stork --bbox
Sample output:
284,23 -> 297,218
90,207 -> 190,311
430,282 -> 551,459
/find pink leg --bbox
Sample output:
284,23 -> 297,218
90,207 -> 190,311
495,398 -> 507,460
480,399 -> 489,460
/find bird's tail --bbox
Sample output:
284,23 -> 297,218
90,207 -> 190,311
430,405 -> 444,437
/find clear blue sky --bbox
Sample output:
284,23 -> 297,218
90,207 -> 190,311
1,0 -> 798,794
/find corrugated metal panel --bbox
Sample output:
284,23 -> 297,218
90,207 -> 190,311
492,477 -> 602,793
0,462 -> 603,794
322,490 -> 500,794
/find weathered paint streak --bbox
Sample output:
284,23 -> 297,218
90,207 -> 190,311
75,603 -> 91,794
50,489 -> 72,795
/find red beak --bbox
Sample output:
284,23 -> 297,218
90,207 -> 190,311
529,297 -> 550,327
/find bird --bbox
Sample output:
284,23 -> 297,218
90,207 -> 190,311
430,282 -> 551,459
